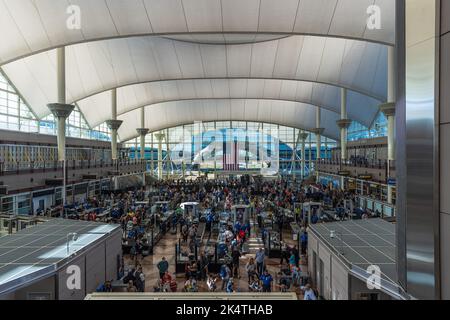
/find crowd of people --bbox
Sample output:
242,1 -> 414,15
136,178 -> 319,298
90,176 -> 369,299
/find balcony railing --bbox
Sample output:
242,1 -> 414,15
0,159 -> 146,176
317,158 -> 396,171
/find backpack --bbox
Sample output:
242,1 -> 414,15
220,265 -> 228,279
313,289 -> 319,298
123,269 -> 136,283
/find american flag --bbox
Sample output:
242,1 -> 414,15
223,139 -> 239,171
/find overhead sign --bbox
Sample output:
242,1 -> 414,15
387,178 -> 396,186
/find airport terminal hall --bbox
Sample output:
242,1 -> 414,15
0,0 -> 448,302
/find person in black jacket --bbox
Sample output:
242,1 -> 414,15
198,252 -> 209,281
292,245 -> 300,267
231,248 -> 242,279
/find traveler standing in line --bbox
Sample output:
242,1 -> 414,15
134,266 -> 146,292
280,242 -> 289,265
245,258 -> 257,284
127,280 -> 137,292
219,263 -> 231,291
292,245 -> 300,267
226,278 -> 234,293
231,247 -> 241,278
301,232 -> 308,255
301,283 -> 318,300
260,270 -> 274,293
289,251 -> 297,270
157,257 -> 169,279
255,248 -> 265,276
198,252 -> 209,281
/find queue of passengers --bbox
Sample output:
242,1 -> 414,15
95,177 -> 359,299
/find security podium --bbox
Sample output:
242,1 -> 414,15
302,202 -> 323,226
151,201 -> 173,238
181,202 -> 200,222
231,205 -> 250,225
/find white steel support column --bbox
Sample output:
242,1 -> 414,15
309,134 -> 312,176
291,129 -> 297,176
48,47 -> 74,162
165,129 -> 170,177
47,47 -> 74,210
135,138 -> 139,159
337,88 -> 352,161
299,132 -> 309,180
313,109 -> 325,182
106,89 -> 123,161
150,134 -> 154,174
155,133 -> 165,180
136,108 -> 149,161
380,46 -> 397,205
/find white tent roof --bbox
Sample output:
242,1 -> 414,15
0,0 -> 394,141
77,79 -> 381,129
0,0 -> 394,66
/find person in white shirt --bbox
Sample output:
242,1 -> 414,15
207,274 -> 217,292
301,283 -> 318,300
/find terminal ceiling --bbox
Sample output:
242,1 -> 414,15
0,0 -> 395,141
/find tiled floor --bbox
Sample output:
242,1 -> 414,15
123,226 -> 307,298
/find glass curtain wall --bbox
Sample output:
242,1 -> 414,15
0,73 -> 111,141
347,112 -> 388,141
124,121 -> 338,177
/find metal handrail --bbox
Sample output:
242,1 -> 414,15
0,159 -> 146,175
316,158 -> 393,170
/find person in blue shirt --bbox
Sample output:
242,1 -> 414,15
206,211 -> 214,234
96,280 -> 112,292
243,221 -> 251,235
301,232 -> 308,255
255,248 -> 265,276
289,251 -> 296,268
301,283 -> 318,300
260,270 -> 273,292
234,221 -> 241,234
226,278 -> 234,293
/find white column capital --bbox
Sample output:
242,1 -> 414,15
136,128 -> 149,136
380,102 -> 396,117
106,120 -> 123,131
47,103 -> 74,119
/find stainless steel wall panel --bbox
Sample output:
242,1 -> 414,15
441,124 -> 450,214
397,0 -> 441,299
